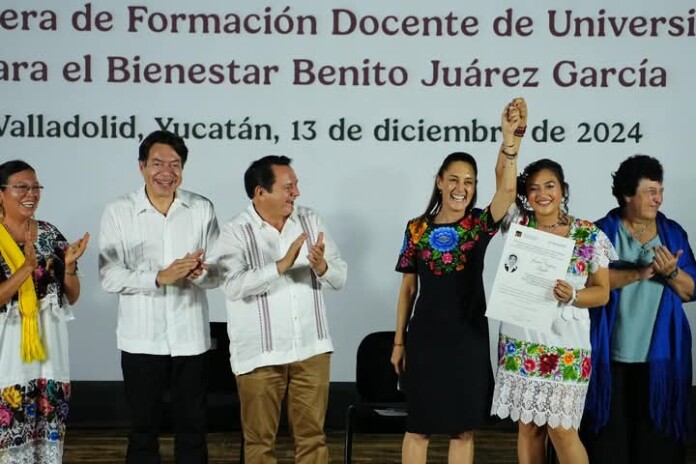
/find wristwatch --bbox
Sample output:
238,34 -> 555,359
666,267 -> 679,280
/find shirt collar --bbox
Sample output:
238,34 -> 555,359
135,186 -> 190,214
246,204 -> 298,229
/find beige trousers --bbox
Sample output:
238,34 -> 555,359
236,353 -> 331,464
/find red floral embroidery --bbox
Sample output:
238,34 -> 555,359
539,353 -> 560,375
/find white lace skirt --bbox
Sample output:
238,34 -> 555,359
490,334 -> 591,429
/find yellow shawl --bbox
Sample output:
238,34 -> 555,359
0,224 -> 45,362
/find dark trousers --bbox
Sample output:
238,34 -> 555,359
121,351 -> 209,464
581,362 -> 686,464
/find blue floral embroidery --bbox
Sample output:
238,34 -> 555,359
429,227 -> 459,252
396,209 -> 498,276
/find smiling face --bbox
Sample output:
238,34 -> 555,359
624,178 -> 663,221
525,168 -> 565,221
0,169 -> 41,222
255,164 -> 300,222
139,143 -> 183,203
436,160 -> 477,218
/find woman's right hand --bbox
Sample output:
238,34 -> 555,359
391,344 -> 406,375
22,227 -> 38,272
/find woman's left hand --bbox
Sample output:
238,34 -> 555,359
553,279 -> 575,304
652,245 -> 682,278
65,232 -> 90,268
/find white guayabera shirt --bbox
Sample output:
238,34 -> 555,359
212,205 -> 347,375
99,187 -> 220,356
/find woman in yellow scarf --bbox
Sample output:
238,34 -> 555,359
0,160 -> 89,464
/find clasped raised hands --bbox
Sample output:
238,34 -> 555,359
501,98 -> 528,145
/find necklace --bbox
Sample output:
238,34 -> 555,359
626,220 -> 649,242
529,214 -> 571,235
538,222 -> 560,231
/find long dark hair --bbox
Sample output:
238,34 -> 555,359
421,152 -> 478,220
516,158 -> 570,219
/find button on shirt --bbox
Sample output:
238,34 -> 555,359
213,205 -> 347,375
99,187 -> 219,356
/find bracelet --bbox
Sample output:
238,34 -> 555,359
567,287 -> 577,306
502,150 -> 518,158
65,270 -> 78,276
514,126 -> 527,137
393,342 -> 404,347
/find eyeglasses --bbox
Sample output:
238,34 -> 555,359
1,184 -> 44,195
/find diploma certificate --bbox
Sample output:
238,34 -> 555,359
486,223 -> 574,333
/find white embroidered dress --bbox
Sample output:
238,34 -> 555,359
0,221 -> 73,464
490,209 -> 615,429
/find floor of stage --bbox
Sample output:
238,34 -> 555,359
63,429 -> 696,463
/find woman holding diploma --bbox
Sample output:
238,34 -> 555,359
391,98 -> 526,464
490,159 -> 613,464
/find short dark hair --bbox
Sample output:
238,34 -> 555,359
421,152 -> 478,220
611,155 -> 663,209
0,160 -> 35,189
244,155 -> 292,199
138,130 -> 188,166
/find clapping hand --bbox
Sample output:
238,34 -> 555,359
276,233 -> 307,275
652,245 -> 682,278
22,226 -> 38,271
156,249 -> 205,286
307,232 -> 328,277
64,232 -> 90,270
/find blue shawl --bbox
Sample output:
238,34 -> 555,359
585,208 -> 696,441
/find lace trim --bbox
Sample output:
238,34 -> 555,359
0,439 -> 63,464
0,295 -> 73,323
491,370 -> 588,429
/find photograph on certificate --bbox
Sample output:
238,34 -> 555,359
486,223 -> 574,333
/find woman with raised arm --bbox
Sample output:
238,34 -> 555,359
391,98 -> 527,464
490,159 -> 613,464
0,160 -> 89,463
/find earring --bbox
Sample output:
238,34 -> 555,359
522,197 -> 531,211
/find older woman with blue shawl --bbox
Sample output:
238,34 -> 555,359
583,155 -> 696,464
